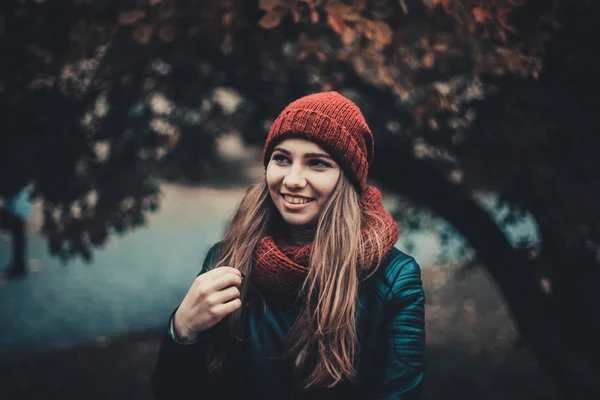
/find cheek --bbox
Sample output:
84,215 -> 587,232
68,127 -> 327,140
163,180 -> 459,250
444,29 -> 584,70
265,165 -> 279,187
316,171 -> 340,200
265,165 -> 284,197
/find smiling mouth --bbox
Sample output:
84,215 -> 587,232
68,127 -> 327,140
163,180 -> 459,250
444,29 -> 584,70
281,194 -> 315,205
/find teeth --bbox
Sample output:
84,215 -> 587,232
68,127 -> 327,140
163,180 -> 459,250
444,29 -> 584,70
284,195 -> 313,205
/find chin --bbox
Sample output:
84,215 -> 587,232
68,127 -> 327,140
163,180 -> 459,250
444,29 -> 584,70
281,213 -> 317,227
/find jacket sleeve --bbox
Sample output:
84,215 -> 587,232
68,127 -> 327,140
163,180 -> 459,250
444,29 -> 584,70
375,258 -> 426,400
151,244 -> 224,399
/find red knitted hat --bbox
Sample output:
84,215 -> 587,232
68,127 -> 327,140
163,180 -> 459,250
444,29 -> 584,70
262,91 -> 374,192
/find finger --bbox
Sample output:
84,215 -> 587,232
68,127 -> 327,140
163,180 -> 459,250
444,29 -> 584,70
211,273 -> 243,291
212,298 -> 242,316
211,286 -> 240,305
202,266 -> 241,280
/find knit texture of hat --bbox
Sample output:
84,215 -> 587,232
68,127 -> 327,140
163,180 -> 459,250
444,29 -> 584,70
263,92 -> 374,191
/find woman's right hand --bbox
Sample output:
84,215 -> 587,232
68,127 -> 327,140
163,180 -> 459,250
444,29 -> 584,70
173,266 -> 243,342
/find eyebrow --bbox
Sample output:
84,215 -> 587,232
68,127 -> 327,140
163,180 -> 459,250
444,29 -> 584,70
273,147 -> 333,160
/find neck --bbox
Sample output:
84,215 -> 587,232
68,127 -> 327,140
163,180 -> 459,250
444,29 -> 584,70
288,224 -> 316,245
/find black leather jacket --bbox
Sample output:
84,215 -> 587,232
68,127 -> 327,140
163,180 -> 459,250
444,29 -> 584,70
152,243 -> 425,399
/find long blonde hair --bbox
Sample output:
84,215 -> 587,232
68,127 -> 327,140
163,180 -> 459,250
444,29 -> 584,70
207,173 -> 389,388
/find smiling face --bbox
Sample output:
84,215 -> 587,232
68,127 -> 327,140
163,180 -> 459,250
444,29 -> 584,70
266,138 -> 341,229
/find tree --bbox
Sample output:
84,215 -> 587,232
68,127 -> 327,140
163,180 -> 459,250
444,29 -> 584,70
1,0 -> 599,396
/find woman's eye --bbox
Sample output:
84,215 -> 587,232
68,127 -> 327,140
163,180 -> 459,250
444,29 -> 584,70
272,154 -> 289,164
310,159 -> 331,168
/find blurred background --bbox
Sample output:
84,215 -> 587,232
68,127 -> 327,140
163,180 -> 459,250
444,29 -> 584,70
1,0 -> 598,399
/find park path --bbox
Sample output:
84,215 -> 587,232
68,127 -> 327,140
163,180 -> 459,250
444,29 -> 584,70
0,184 -> 247,366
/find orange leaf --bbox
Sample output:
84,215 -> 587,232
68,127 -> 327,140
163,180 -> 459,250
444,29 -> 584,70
324,2 -> 344,13
118,10 -> 146,26
431,0 -> 449,9
377,66 -> 394,85
422,52 -> 435,69
310,10 -> 319,23
433,43 -> 449,52
259,10 -> 281,29
327,12 -> 346,34
363,19 -> 374,39
341,27 -> 357,45
343,9 -> 361,22
373,20 -> 392,46
472,6 -> 492,23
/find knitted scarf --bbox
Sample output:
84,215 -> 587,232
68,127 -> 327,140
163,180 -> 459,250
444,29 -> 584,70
251,186 -> 399,296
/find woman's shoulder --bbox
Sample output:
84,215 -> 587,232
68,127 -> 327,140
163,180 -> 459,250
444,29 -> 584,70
376,247 -> 423,300
199,242 -> 225,274
206,241 -> 224,256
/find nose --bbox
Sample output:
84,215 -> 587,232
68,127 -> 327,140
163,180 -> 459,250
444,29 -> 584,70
283,165 -> 307,189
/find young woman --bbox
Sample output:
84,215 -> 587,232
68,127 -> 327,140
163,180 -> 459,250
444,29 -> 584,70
152,92 -> 425,399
